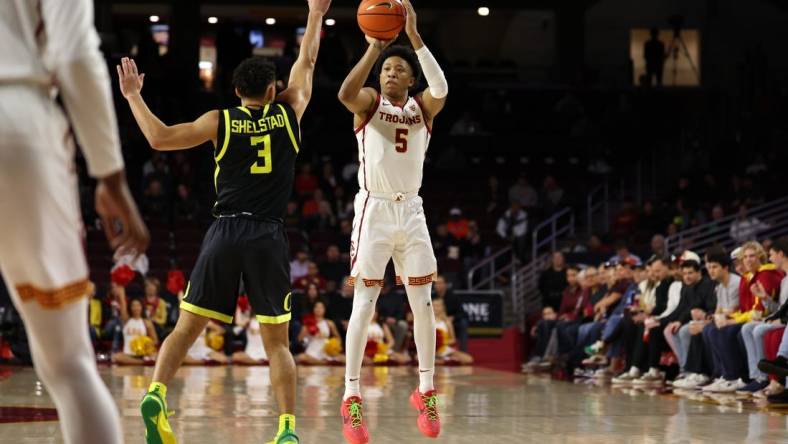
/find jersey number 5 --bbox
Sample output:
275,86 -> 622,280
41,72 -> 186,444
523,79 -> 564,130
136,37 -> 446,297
250,135 -> 272,174
395,128 -> 408,153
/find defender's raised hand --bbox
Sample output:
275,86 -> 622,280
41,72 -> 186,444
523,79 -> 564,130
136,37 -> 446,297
117,57 -> 145,99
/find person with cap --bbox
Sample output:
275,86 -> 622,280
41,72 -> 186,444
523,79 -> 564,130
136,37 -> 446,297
446,207 -> 470,240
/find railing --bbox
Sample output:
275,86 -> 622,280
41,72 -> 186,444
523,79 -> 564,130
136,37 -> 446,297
586,182 -> 610,235
466,247 -> 518,291
531,207 -> 575,260
511,253 -> 550,330
665,196 -> 788,254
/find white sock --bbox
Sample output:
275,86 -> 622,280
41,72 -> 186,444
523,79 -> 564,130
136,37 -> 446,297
15,297 -> 122,444
343,284 -> 381,400
405,284 -> 436,393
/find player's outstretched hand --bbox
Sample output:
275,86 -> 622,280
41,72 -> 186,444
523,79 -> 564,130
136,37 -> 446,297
116,57 -> 145,99
308,0 -> 331,15
402,0 -> 418,37
366,35 -> 397,51
95,171 -> 150,258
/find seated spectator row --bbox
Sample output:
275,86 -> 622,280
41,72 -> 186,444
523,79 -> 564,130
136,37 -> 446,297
525,238 -> 788,406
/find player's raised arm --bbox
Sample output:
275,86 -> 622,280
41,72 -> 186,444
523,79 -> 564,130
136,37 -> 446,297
277,0 -> 332,122
117,57 -> 218,151
337,37 -> 393,119
402,0 -> 448,119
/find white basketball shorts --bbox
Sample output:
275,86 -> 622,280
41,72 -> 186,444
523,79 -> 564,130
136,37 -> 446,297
349,190 -> 437,287
0,85 -> 90,308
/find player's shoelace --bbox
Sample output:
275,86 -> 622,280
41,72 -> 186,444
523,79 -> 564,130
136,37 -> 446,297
348,400 -> 363,429
421,393 -> 439,421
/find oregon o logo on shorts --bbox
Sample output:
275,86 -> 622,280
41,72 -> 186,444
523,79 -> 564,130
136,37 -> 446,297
284,292 -> 292,312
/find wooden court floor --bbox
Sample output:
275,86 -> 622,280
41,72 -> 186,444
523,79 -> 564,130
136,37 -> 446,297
0,365 -> 787,443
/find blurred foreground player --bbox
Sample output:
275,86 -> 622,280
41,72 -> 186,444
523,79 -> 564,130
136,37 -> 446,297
0,1 -> 149,443
337,0 -> 448,442
118,1 -> 331,443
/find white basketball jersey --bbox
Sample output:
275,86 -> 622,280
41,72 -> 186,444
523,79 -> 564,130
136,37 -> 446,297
355,94 -> 431,193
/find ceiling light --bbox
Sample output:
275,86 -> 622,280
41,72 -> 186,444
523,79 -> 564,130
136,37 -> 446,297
208,16 -> 218,24
478,7 -> 490,17
149,15 -> 160,23
265,18 -> 276,25
325,18 -> 336,26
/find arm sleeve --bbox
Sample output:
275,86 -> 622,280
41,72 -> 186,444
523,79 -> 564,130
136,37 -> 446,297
41,0 -> 124,178
415,46 -> 448,99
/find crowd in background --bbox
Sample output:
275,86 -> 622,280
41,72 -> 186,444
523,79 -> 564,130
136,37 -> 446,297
525,238 -> 788,406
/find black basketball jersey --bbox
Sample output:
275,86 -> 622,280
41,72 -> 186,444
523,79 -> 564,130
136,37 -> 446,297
212,102 -> 300,219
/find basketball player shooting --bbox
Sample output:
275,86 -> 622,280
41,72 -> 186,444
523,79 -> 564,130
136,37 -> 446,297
337,0 -> 448,442
0,1 -> 149,443
117,1 -> 331,443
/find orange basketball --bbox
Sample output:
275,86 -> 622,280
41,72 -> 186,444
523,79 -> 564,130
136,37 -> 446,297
357,0 -> 406,41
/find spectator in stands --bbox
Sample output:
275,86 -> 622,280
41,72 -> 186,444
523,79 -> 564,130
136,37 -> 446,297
446,208 -> 470,240
143,277 -> 168,339
637,201 -> 665,237
672,248 -> 739,389
142,179 -> 168,220
508,174 -> 538,209
650,235 -> 667,257
319,245 -> 349,291
302,189 -> 326,219
294,264 -> 327,292
541,175 -> 565,213
284,200 -> 302,229
341,160 -> 359,186
433,224 -> 462,261
433,275 -> 469,352
644,28 -> 665,86
290,248 -> 311,284
524,265 -> 584,370
614,255 -> 675,383
433,299 -> 474,365
295,163 -> 318,197
539,252 -> 567,311
309,201 -> 337,231
463,221 -> 489,271
174,183 -> 200,221
659,255 -> 716,385
608,241 -> 643,267
327,277 -> 354,340
113,296 -> 158,365
730,205 -> 769,244
739,238 -> 788,394
702,241 -> 783,393
497,201 -> 528,260
296,301 -> 344,364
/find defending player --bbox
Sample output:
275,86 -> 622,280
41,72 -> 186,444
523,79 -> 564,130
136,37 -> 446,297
336,0 -> 448,442
0,1 -> 149,443
117,1 -> 331,443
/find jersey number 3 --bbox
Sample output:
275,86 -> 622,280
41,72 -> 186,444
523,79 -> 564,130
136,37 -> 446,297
395,128 -> 408,153
250,135 -> 272,174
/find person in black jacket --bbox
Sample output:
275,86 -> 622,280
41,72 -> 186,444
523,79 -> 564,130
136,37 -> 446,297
539,252 -> 568,311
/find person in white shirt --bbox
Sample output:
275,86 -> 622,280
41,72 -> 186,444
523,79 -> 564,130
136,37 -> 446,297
0,1 -> 148,443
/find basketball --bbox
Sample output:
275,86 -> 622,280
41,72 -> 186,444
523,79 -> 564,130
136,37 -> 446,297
357,0 -> 406,41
